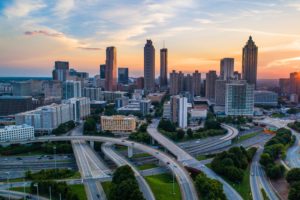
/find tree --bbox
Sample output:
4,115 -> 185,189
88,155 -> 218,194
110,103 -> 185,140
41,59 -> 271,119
289,181 -> 300,200
176,129 -> 185,140
158,119 -> 176,132
138,123 -> 148,132
266,164 -> 285,179
187,128 -> 193,138
195,173 -> 227,200
84,118 -> 97,134
205,119 -> 221,130
259,153 -> 273,167
286,168 -> 300,184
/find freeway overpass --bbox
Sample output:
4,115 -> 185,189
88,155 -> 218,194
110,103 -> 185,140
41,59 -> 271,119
1,135 -> 198,200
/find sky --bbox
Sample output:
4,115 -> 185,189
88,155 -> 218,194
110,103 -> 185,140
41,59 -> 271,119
0,0 -> 300,78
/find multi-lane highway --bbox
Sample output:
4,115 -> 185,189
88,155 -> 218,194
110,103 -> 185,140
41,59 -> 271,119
71,125 -> 110,200
147,119 -> 242,200
102,142 -> 155,200
4,135 -> 199,200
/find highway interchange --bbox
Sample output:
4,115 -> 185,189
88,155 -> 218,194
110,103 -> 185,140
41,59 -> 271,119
1,116 -> 300,200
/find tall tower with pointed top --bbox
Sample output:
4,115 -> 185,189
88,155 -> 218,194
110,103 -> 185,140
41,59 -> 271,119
105,46 -> 117,91
242,36 -> 258,88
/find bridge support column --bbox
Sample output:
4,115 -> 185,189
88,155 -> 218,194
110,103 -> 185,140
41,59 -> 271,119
151,138 -> 155,145
128,146 -> 133,158
90,141 -> 94,149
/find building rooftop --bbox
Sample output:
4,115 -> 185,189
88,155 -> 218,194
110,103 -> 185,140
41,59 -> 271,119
0,96 -> 32,100
0,124 -> 33,131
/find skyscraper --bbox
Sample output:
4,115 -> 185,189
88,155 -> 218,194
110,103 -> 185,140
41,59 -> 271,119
160,48 -> 168,89
220,58 -> 234,80
170,95 -> 188,128
100,64 -> 106,79
170,70 -> 179,95
105,47 -> 117,91
242,36 -> 258,88
205,70 -> 217,100
144,40 -> 155,93
52,61 -> 69,81
118,68 -> 129,84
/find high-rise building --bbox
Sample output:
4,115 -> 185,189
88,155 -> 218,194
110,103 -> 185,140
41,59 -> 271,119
192,70 -> 201,96
135,77 -> 144,89
289,72 -> 300,95
215,79 -> 227,106
144,40 -> 155,93
205,70 -> 217,100
118,68 -> 129,84
0,125 -> 34,142
105,47 -> 117,91
52,61 -> 69,81
170,95 -> 188,128
220,58 -> 234,80
242,36 -> 258,88
160,48 -> 168,89
225,80 -> 254,116
279,78 -> 290,97
62,80 -> 82,99
170,70 -> 179,95
140,99 -> 151,116
100,64 -> 106,79
42,80 -> 62,98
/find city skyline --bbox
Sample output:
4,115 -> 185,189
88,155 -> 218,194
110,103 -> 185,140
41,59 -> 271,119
0,0 -> 300,78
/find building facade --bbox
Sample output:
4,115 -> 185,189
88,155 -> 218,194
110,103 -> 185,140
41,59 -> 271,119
0,124 -> 34,142
101,115 -> 136,133
0,96 -> 33,116
225,81 -> 254,116
83,87 -> 102,101
170,95 -> 188,128
144,40 -> 155,93
63,80 -> 82,99
220,58 -> 234,80
205,70 -> 217,100
254,90 -> 278,106
118,68 -> 129,84
52,61 -> 69,81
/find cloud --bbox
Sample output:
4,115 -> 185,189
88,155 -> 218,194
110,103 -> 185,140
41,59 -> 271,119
4,0 -> 46,18
53,0 -> 75,18
24,30 -> 64,38
77,47 -> 102,51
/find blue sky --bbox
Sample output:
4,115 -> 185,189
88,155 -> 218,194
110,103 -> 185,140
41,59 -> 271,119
0,0 -> 300,78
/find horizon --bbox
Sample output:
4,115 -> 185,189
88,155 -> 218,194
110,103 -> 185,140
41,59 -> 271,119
1,1 -> 300,78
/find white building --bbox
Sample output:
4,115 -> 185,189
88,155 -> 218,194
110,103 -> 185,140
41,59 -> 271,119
170,95 -> 188,128
0,124 -> 34,142
16,97 -> 90,133
83,87 -> 103,101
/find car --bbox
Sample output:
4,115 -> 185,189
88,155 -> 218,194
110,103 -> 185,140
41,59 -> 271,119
96,194 -> 100,198
16,157 -> 22,160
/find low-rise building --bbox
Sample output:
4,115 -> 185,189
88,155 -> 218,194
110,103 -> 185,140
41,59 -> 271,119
0,124 -> 34,142
254,90 -> 278,106
101,115 -> 136,133
147,92 -> 165,103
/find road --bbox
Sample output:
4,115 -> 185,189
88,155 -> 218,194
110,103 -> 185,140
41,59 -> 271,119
102,142 -> 155,200
71,125 -> 110,200
147,119 -> 242,200
5,136 -> 199,200
0,189 -> 49,200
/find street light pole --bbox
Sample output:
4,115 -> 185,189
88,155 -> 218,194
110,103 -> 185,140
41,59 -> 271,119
23,178 -> 26,200
6,172 -> 10,200
34,183 -> 39,200
49,186 -> 52,200
59,193 -> 62,200
53,146 -> 57,173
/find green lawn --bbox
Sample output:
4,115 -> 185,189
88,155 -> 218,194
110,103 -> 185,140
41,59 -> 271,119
101,181 -> 112,197
68,171 -> 81,179
271,113 -> 285,118
137,163 -> 157,170
145,173 -> 181,200
225,165 -> 252,200
10,186 -> 30,193
237,132 -> 261,143
69,184 -> 87,200
132,153 -> 151,159
11,185 -> 87,200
